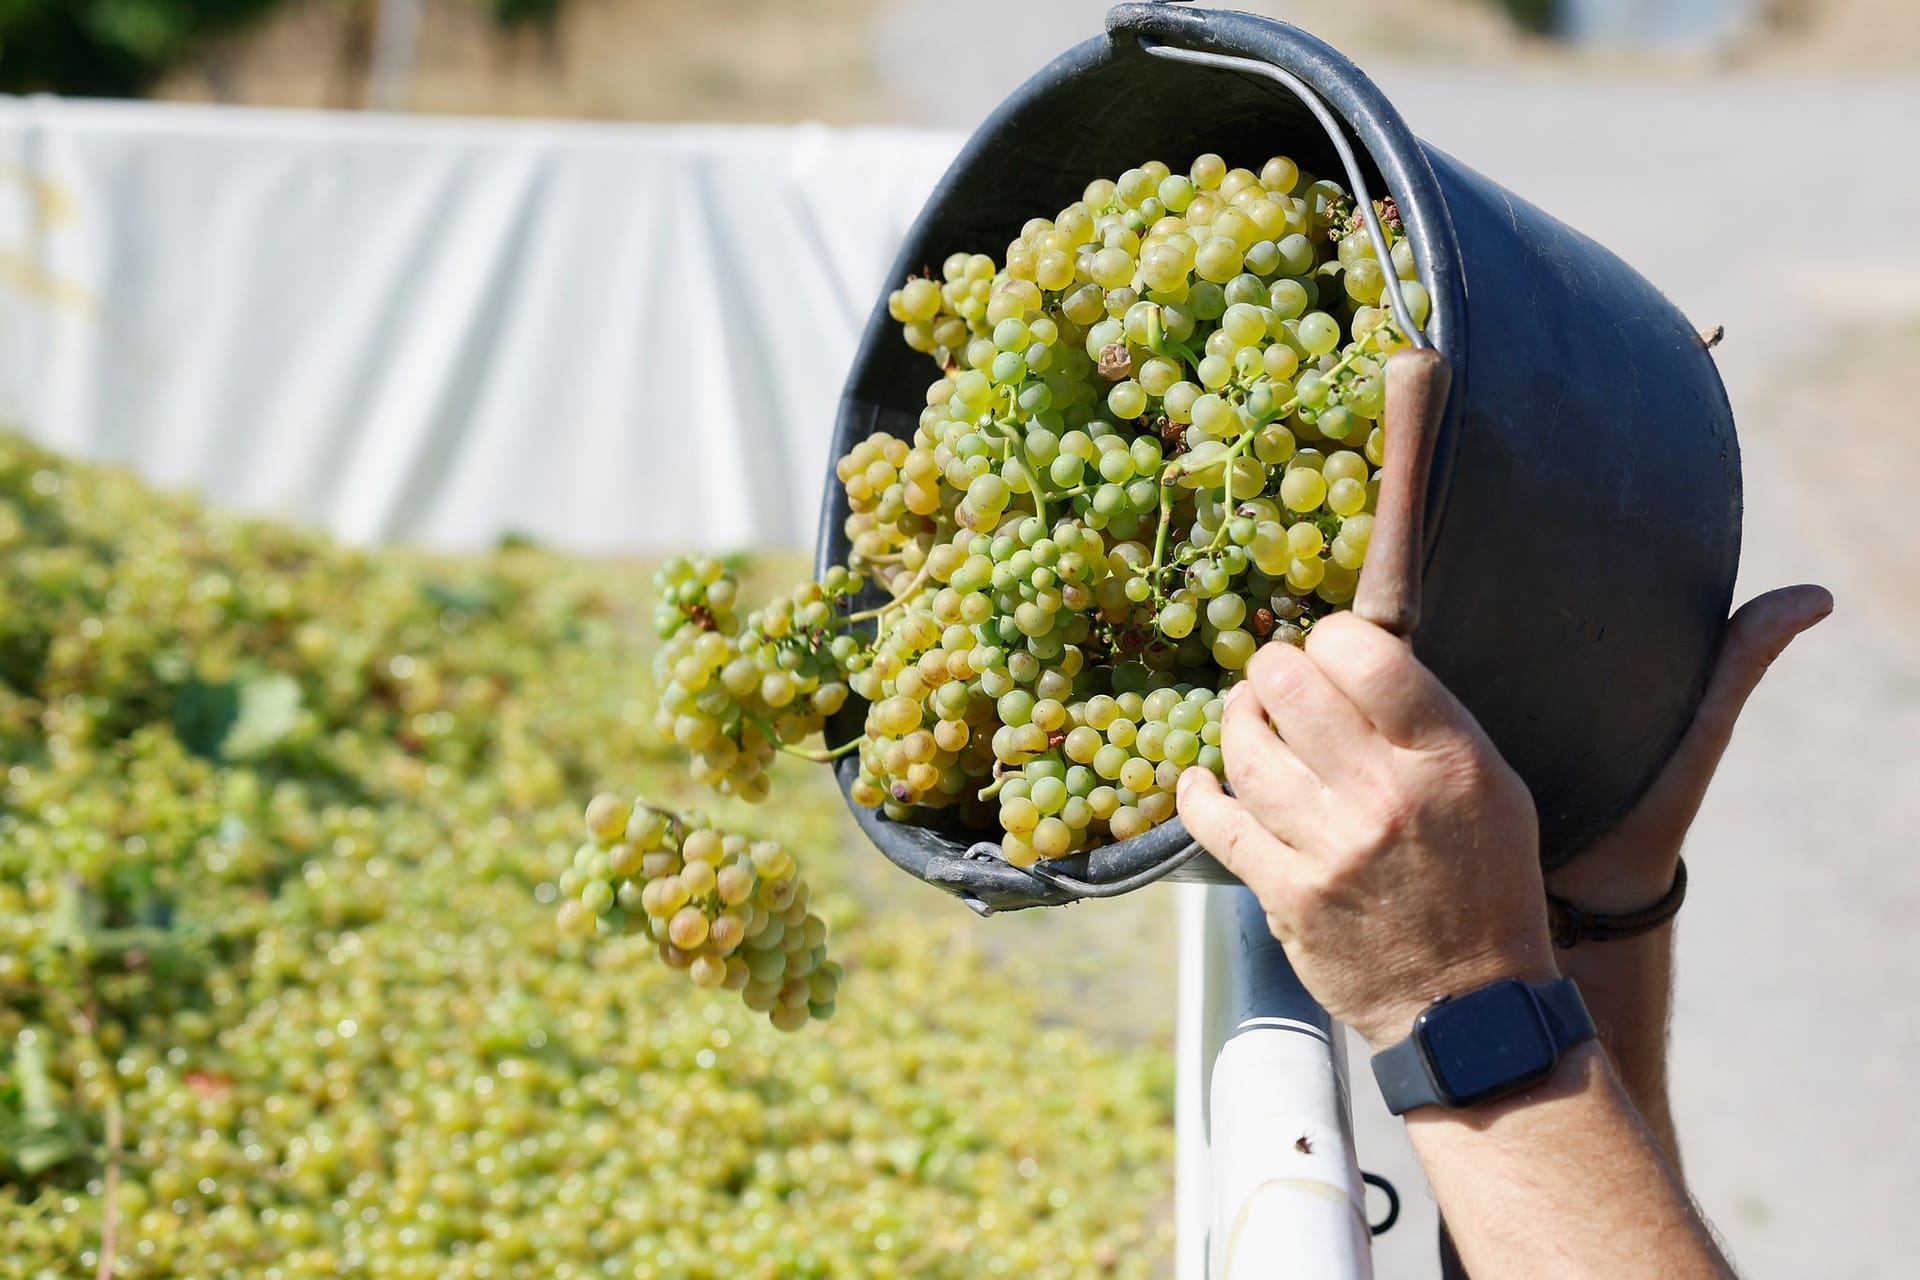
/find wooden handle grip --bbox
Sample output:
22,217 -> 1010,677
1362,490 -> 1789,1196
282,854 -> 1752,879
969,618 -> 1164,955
1352,347 -> 1452,639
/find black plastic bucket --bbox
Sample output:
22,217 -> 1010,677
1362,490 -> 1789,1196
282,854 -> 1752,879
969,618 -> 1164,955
816,2 -> 1741,910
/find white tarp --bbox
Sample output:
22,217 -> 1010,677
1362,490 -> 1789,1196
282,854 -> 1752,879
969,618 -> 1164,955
0,98 -> 962,552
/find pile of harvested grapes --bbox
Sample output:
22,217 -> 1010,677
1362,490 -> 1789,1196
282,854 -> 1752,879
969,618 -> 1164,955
0,147 -> 1419,1277
562,151 -> 1423,991
0,434 -> 1174,1278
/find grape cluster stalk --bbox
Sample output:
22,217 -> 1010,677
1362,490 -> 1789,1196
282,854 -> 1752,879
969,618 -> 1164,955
576,151 -> 1426,907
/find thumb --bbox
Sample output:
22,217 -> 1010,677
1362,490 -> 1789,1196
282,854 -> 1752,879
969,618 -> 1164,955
1660,584 -> 1834,808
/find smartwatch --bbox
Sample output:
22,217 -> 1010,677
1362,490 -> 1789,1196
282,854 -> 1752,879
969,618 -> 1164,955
1370,976 -> 1595,1115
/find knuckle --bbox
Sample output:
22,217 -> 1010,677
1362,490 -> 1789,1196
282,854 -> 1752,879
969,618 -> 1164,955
1304,610 -> 1359,650
1201,806 -> 1282,885
1219,810 -> 1268,864
1341,771 -> 1416,853
1223,748 -> 1260,799
1425,731 -> 1489,778
1251,649 -> 1309,705
1341,642 -> 1401,695
1371,793 -> 1417,841
1350,809 -> 1405,860
1297,849 -> 1356,899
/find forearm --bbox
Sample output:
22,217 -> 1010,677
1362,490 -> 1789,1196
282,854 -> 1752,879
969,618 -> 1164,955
1545,857 -> 1683,1163
1555,926 -> 1678,1162
1407,1041 -> 1729,1280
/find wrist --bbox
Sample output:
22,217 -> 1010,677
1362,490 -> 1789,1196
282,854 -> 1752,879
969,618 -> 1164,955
1544,855 -> 1680,916
1402,1038 -> 1608,1128
1544,858 -> 1688,950
1351,952 -> 1562,1052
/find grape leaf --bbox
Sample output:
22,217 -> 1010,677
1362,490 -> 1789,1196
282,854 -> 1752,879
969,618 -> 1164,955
172,671 -> 302,762
423,579 -> 503,616
219,673 -> 302,761
170,675 -> 239,759
1,1033 -> 87,1177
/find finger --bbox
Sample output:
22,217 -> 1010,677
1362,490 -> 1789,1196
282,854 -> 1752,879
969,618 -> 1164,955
1302,611 -> 1468,749
1244,637 -> 1381,781
1220,683 -> 1326,844
1650,584 -> 1833,815
1177,765 -> 1302,907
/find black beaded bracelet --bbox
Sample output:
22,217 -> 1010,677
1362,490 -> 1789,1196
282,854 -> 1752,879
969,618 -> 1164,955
1546,858 -> 1688,949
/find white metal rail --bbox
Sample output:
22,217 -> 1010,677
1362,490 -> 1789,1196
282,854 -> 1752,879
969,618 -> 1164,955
1177,884 -> 1375,1279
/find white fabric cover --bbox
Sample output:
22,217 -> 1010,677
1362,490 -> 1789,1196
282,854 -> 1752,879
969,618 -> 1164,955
0,98 -> 962,551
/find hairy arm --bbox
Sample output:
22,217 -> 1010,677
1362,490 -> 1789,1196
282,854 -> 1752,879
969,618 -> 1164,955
1173,598 -> 1830,1278
1410,1042 -> 1727,1278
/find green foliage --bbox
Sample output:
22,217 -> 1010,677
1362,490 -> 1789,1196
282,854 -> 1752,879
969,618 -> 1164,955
489,0 -> 561,24
172,669 -> 304,761
1481,0 -> 1560,35
0,0 -> 286,96
0,0 -> 572,98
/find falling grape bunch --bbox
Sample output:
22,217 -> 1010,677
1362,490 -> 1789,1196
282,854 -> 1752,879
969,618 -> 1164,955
558,151 -> 1428,1023
558,792 -> 843,1032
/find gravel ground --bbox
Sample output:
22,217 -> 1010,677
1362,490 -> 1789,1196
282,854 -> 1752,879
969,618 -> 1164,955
871,10 -> 1920,1276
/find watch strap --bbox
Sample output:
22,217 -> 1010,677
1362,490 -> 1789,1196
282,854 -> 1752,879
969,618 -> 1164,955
1370,976 -> 1595,1116
1535,974 -> 1596,1047
1547,858 -> 1688,949
1369,1031 -> 1435,1116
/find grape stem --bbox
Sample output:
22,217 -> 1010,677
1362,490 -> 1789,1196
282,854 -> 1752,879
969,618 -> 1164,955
1150,475 -> 1177,606
1201,433 -> 1251,558
988,413 -> 1081,521
977,771 -> 1013,801
843,560 -> 933,624
779,740 -> 863,763
743,710 -> 864,763
1148,335 -> 1384,595
1144,304 -> 1201,369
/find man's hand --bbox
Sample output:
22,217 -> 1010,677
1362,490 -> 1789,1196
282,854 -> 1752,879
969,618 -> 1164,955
1171,598 -> 1822,1280
1176,611 -> 1555,1050
1543,584 -> 1831,1167
1546,584 -> 1834,911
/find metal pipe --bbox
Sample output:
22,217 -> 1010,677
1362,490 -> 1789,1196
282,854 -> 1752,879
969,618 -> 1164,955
1178,885 -> 1374,1279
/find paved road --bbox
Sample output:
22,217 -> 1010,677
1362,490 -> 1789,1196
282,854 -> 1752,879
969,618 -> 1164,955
876,6 -> 1920,1276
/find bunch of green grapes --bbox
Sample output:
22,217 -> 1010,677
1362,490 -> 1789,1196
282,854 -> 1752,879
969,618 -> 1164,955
602,150 -> 1424,884
558,794 -> 840,1031
649,557 -> 864,801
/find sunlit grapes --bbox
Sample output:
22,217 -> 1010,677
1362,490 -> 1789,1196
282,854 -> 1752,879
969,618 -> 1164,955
658,152 -> 1418,869
0,433 -> 1175,1279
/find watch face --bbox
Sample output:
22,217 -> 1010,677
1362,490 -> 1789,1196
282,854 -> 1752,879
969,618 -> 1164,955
1417,979 -> 1557,1107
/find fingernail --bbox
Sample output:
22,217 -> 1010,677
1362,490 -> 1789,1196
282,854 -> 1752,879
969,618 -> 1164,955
1224,682 -> 1245,710
1177,767 -> 1199,795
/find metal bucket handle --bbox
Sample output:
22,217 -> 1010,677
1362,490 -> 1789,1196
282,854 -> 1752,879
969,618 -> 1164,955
1137,38 -> 1432,354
